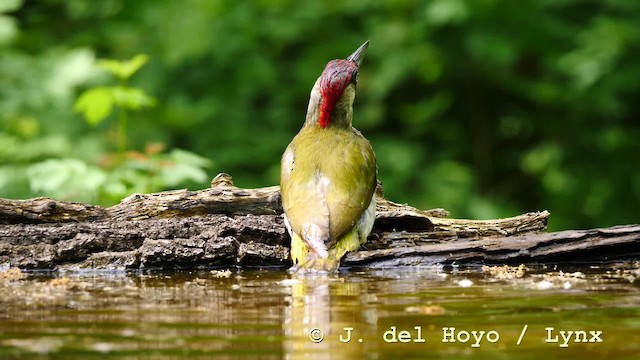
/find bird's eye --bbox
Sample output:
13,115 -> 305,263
353,71 -> 359,84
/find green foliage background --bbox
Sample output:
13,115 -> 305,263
1,0 -> 638,230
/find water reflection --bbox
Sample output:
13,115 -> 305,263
0,264 -> 638,359
281,268 -> 455,359
283,274 -> 380,360
284,276 -> 331,359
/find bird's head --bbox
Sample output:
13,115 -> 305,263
306,41 -> 369,129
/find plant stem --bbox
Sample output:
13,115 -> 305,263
118,108 -> 128,161
117,78 -> 129,162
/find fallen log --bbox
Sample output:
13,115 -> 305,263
0,173 -> 637,270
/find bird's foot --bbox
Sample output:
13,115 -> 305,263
291,247 -> 346,273
307,258 -> 339,273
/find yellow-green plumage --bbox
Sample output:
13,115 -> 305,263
280,41 -> 376,272
281,126 -> 376,270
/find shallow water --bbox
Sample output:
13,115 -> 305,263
0,263 -> 639,359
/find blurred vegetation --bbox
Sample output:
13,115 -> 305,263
1,0 -> 639,230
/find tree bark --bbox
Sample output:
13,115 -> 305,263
0,173 -> 637,270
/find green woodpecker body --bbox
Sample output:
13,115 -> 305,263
280,41 -> 376,272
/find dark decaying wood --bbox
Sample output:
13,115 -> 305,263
0,173 -> 637,270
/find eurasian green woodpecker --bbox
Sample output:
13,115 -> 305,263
280,41 -> 376,272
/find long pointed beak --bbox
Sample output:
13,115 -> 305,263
346,40 -> 369,66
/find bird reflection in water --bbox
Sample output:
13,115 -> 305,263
283,274 -> 374,360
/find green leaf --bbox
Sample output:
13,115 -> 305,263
111,86 -> 157,110
0,134 -> 71,162
97,54 -> 149,81
557,18 -> 624,89
46,48 -> 97,98
0,15 -> 18,44
521,143 -> 563,175
27,158 -> 106,201
74,87 -> 114,126
169,148 -> 212,168
158,149 -> 212,186
0,0 -> 23,13
425,0 -> 469,26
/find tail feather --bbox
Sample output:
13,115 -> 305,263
302,223 -> 329,258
